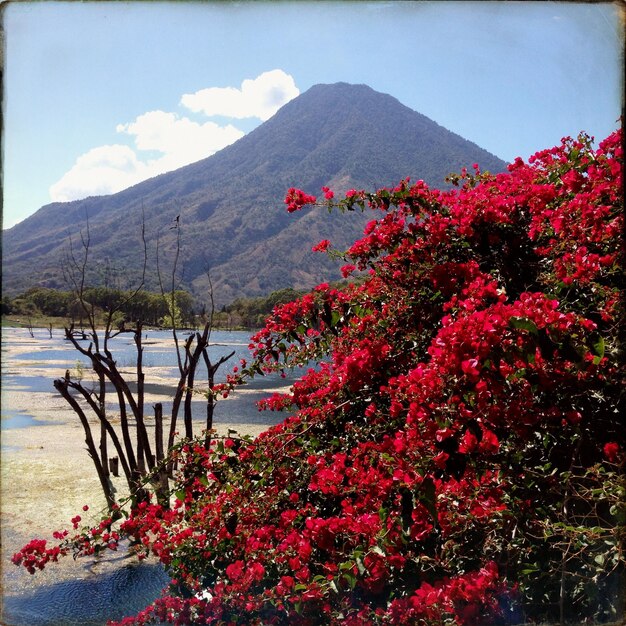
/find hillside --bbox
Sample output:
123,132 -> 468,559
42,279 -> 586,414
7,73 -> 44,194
2,83 -> 507,307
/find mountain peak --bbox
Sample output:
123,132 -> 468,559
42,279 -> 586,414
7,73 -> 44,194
307,81 -> 377,93
3,84 -> 507,306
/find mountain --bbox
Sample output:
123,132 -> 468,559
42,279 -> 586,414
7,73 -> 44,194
2,83 -> 508,307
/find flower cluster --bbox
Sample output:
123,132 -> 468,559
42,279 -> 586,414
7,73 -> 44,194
11,539 -> 68,574
285,188 -> 317,213
15,128 -> 624,625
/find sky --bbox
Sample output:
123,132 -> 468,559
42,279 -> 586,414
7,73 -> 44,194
1,0 -> 623,230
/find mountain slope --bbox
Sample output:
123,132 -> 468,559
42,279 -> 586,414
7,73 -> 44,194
2,83 -> 508,306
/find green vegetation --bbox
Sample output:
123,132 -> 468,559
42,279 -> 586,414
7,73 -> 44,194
2,286 -> 329,331
2,286 -> 195,328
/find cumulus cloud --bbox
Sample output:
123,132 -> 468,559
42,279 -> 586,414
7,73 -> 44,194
49,70 -> 298,202
49,144 -> 149,202
50,114 -> 244,202
116,110 -> 244,160
181,69 -> 300,121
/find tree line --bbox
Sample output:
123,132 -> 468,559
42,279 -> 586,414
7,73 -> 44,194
2,286 -> 195,328
2,285 -> 311,330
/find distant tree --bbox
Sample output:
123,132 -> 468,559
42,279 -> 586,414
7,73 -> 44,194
22,287 -> 71,317
1,296 -> 12,315
9,297 -> 39,317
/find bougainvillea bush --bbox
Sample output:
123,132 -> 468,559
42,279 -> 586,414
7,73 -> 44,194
14,129 -> 624,625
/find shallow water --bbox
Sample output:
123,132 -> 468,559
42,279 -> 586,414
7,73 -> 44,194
1,325 -> 296,625
2,327 -> 251,373
1,374 -> 59,394
2,559 -> 170,626
1,408 -> 61,429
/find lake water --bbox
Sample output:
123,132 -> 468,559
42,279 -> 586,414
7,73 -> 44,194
1,326 -> 294,428
2,556 -> 170,626
1,325 -> 297,625
2,326 -> 254,376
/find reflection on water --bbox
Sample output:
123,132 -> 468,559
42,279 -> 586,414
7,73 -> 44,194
2,559 -> 170,626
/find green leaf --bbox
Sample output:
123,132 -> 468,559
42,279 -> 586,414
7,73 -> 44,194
356,557 -> 366,575
343,572 -> 357,589
590,333 -> 605,364
509,317 -> 539,335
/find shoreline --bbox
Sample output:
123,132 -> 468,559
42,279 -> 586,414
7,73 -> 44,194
1,327 -> 287,602
1,317 -> 257,334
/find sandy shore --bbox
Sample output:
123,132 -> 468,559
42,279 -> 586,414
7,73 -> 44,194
0,328 -> 288,608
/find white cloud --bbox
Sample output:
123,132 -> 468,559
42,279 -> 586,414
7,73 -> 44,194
116,110 -> 244,160
49,70 -> 298,202
50,111 -> 245,202
49,145 -> 149,202
181,69 -> 299,121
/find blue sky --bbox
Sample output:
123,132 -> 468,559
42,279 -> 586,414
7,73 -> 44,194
1,1 -> 623,229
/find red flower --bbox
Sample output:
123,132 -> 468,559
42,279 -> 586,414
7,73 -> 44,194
225,559 -> 245,581
461,358 -> 480,378
285,188 -> 316,212
459,429 -> 479,454
312,239 -> 331,252
479,429 -> 499,454
603,442 -> 620,463
341,264 -> 356,278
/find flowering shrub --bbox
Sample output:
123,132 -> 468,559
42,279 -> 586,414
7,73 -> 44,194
13,129 -> 624,624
